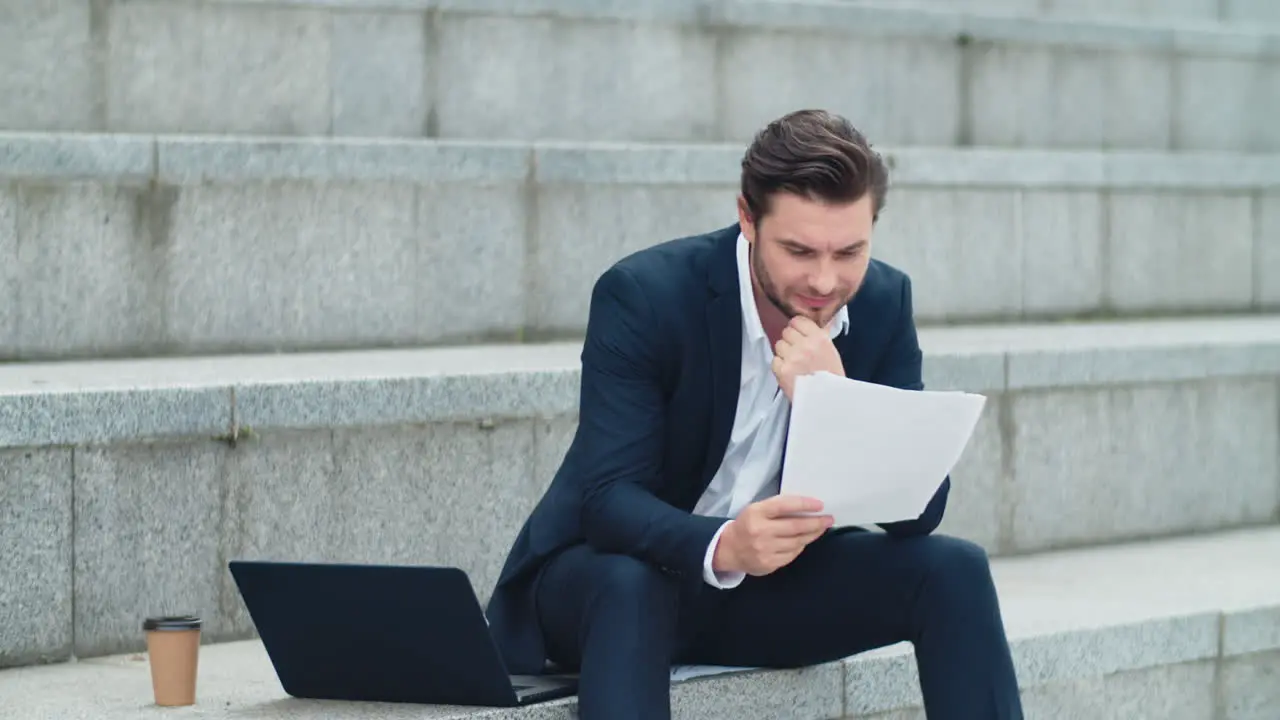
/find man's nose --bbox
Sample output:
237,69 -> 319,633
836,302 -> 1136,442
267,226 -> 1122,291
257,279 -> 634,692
810,261 -> 837,296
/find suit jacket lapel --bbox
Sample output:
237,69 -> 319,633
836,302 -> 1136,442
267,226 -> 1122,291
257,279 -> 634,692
701,230 -> 743,490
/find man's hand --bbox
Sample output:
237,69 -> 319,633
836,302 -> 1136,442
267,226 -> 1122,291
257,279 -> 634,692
712,495 -> 833,577
771,316 -> 845,401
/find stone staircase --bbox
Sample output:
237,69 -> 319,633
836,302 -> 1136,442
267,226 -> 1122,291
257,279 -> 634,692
1,0 -> 1279,718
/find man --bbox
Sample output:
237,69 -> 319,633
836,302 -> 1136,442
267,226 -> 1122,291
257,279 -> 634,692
486,109 -> 1023,719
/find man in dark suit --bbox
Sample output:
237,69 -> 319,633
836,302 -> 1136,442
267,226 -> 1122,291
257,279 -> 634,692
486,109 -> 1023,719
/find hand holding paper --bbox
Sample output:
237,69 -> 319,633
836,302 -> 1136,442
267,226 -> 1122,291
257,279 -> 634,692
779,372 -> 986,527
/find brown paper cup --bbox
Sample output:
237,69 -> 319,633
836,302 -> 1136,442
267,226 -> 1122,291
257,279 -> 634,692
143,615 -> 201,707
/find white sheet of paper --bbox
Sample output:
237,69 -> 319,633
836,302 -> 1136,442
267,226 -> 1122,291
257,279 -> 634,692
779,372 -> 986,527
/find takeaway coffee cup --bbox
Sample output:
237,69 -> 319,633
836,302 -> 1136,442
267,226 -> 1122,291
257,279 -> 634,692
143,615 -> 202,706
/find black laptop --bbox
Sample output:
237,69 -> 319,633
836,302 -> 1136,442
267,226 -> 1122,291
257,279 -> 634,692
227,560 -> 578,707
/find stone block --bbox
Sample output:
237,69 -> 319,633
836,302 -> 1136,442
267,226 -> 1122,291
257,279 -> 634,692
535,416 -> 578,490
157,136 -> 529,185
435,14 -> 717,141
936,397 -> 1005,553
106,1 -> 330,135
165,181 -> 420,352
531,186 -> 736,334
1019,660 -> 1216,720
1260,194 -> 1280,306
1021,191 -> 1104,316
1221,650 -> 1280,720
0,189 -> 15,355
670,663 -> 843,720
332,12 -> 430,137
417,184 -> 528,344
846,645 -> 919,716
0,384 -> 229,449
720,32 -> 960,146
1225,0 -> 1280,23
1174,56 -> 1276,153
217,430 -> 340,638
968,45 -> 1171,151
1107,192 -> 1254,312
0,0 -> 95,132
73,442 -> 227,657
0,449 -> 72,668
13,184 -> 166,358
1222,605 -> 1280,657
0,133 -> 154,184
1043,0 -> 1218,23
1008,379 -> 1279,552
873,189 -> 1022,322
328,421 -> 538,605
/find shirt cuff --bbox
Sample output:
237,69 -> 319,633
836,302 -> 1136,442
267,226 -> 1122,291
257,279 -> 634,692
702,520 -> 746,589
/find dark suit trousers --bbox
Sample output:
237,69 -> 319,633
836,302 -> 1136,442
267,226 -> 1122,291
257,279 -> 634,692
535,530 -> 1024,720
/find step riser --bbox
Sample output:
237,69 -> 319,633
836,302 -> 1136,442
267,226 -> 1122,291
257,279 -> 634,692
3,366 -> 1277,667
3,137 -> 1277,361
3,1 -> 1278,150
839,0 -> 1280,26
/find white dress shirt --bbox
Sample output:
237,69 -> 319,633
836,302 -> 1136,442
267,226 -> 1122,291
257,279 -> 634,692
693,233 -> 850,589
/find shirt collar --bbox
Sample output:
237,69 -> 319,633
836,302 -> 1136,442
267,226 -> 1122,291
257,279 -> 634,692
736,233 -> 849,343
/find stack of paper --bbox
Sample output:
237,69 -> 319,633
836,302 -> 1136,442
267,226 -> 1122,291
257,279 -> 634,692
780,372 -> 986,527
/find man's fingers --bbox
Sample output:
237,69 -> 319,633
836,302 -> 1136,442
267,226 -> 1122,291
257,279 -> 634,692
781,325 -> 804,346
789,315 -> 822,335
760,494 -> 825,518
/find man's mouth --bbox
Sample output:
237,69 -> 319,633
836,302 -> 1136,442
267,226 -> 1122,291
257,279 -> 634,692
796,294 -> 831,309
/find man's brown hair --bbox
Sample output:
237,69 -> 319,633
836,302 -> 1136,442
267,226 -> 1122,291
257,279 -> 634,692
740,109 -> 890,223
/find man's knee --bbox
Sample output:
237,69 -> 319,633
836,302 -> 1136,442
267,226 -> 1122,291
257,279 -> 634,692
589,554 -> 679,610
915,534 -> 995,596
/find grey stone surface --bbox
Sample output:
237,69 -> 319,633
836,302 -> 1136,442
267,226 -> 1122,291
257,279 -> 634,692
1222,604 -> 1280,657
332,12 -> 430,137
531,186 -> 736,333
418,184 -> 528,343
935,398 -> 1004,552
216,430 -> 339,638
1008,614 -> 1220,686
1174,56 -> 1280,153
165,181 -> 420,352
534,143 -> 739,186
669,663 -> 843,720
326,421 -> 538,605
534,416 -> 578,490
1221,650 -> 1280,720
0,189 -> 14,354
436,14 -> 718,142
13,184 -> 167,358
846,645 -> 919,715
1225,0 -> 1280,23
0,0 -> 95,132
73,442 -> 227,657
1259,193 -> 1280,306
968,46 -> 1172,150
0,449 -> 72,668
107,1 -> 330,136
157,136 -> 529,184
873,189 -> 1023,321
1107,192 -> 1255,312
919,349 -> 1006,393
1021,191 -> 1104,315
0,134 -> 154,183
0,385 -> 230,449
1043,0 -> 1218,23
1008,379 -> 1279,552
720,32 -> 960,146
1019,660 -> 1216,720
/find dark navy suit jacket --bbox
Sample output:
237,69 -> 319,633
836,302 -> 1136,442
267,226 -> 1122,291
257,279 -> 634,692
485,224 -> 950,674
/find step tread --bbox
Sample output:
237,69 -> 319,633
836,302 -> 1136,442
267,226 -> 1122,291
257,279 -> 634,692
2,527 -> 1276,719
4,314 -> 1280,394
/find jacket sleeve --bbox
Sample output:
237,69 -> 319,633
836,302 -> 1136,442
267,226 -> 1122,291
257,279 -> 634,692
870,274 -> 951,537
575,264 -> 729,577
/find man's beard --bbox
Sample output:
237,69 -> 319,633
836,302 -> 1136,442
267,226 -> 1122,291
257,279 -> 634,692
751,240 -> 842,327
